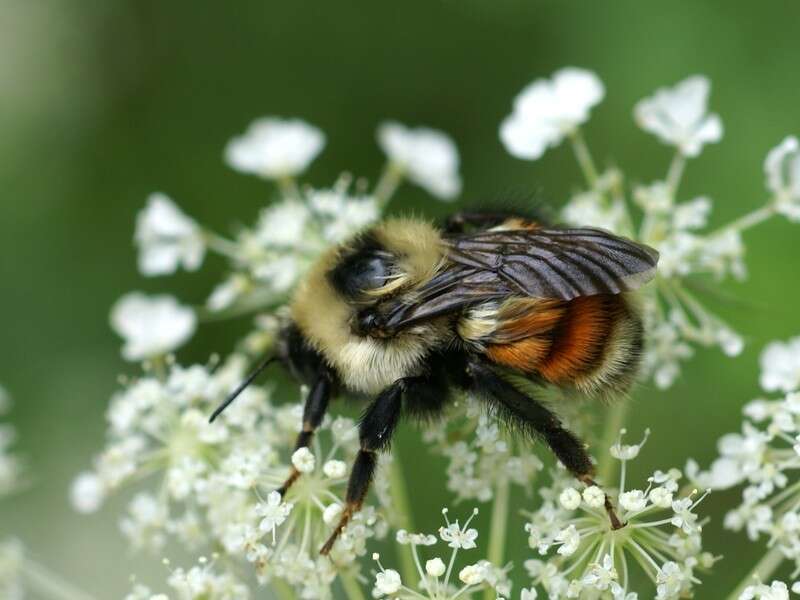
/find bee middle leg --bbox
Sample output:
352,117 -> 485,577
466,358 -> 625,530
320,377 -> 412,555
277,372 -> 333,496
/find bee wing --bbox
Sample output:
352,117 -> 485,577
446,227 -> 659,299
382,227 -> 658,331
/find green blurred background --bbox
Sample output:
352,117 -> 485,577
2,0 -> 799,597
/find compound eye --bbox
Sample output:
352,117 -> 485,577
329,251 -> 393,299
350,255 -> 390,291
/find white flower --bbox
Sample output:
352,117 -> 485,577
672,196 -> 711,230
655,561 -> 687,599
377,121 -> 461,199
308,188 -> 379,242
110,293 -> 196,361
322,459 -> 347,479
375,569 -> 402,595
558,488 -> 581,510
610,429 -> 650,460
134,193 -> 205,276
760,336 -> 800,393
322,503 -> 342,526
439,510 -> 479,549
500,67 -> 604,160
396,529 -> 437,546
425,557 -> 446,577
634,75 -> 723,157
670,497 -> 700,534
649,486 -> 674,509
291,447 -> 315,473
458,563 -> 486,586
739,580 -> 790,600
256,491 -> 293,542
225,117 -> 325,179
255,201 -> 312,249
764,136 -> 800,220
70,471 -> 105,513
619,490 -> 647,512
555,525 -> 580,556
582,485 -> 605,508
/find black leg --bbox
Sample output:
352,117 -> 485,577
277,372 -> 332,496
320,378 -> 407,555
466,358 -> 624,529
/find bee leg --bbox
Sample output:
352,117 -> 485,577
320,378 -> 406,555
277,372 -> 332,496
466,358 -> 626,530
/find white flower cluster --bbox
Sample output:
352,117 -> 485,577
690,337 -> 800,580
0,385 -> 22,497
70,355 -> 390,597
116,117 -> 461,363
521,430 -> 714,599
501,68 -> 799,388
125,556 -> 249,600
371,508 -> 511,599
424,397 -> 543,503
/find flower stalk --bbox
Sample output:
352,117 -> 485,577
483,475 -> 510,600
389,456 -> 419,584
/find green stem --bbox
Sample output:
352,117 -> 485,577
665,151 -> 686,196
277,176 -> 302,199
203,230 -> 241,259
483,475 -> 510,600
22,560 -> 98,600
341,572 -> 367,600
374,162 -> 405,210
726,545 -> 785,600
711,204 -> 777,238
388,457 -> 418,585
595,400 -> 630,485
569,129 -> 600,188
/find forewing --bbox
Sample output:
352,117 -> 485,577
445,227 -> 659,300
381,227 -> 658,331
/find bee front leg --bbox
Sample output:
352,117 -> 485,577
277,372 -> 332,496
320,378 -> 406,555
466,358 -> 625,531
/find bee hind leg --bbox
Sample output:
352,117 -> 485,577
278,371 -> 333,496
465,357 -> 625,530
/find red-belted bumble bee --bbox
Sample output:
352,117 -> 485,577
210,210 -> 659,554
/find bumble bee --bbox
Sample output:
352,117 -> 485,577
210,210 -> 659,554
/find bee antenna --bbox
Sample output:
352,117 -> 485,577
209,355 -> 278,423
